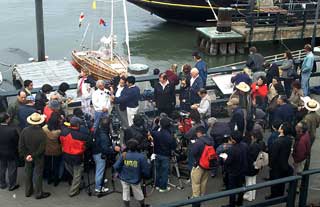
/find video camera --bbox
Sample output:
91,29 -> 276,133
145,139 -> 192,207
109,107 -> 121,145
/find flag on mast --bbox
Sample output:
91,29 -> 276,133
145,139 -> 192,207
99,18 -> 107,27
92,0 -> 97,10
79,12 -> 85,27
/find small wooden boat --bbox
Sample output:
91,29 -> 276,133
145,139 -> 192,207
71,50 -> 128,80
71,0 -> 131,80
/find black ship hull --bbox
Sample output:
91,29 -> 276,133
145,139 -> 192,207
127,0 -> 242,25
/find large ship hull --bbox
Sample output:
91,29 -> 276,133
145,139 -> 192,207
127,0 -> 245,25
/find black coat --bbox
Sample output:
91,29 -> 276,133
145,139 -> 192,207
190,77 -> 203,104
229,107 -> 245,134
0,125 -> 19,160
225,142 -> 248,177
266,63 -> 279,85
35,90 -> 48,112
246,140 -> 265,176
269,135 -> 293,173
154,82 -> 175,110
209,122 -> 231,148
124,125 -> 150,151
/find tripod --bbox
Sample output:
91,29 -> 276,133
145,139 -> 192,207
168,153 -> 184,190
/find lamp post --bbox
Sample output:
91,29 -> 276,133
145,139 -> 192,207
311,0 -> 320,49
35,0 -> 45,61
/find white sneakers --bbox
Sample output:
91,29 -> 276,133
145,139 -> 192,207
95,187 -> 109,193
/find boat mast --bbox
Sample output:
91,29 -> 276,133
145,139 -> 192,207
110,0 -> 114,61
80,23 -> 90,50
123,0 -> 131,64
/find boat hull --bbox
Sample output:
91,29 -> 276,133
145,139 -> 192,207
127,0 -> 243,25
71,51 -> 127,80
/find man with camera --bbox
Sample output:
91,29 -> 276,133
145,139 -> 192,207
124,114 -> 150,153
149,117 -> 177,192
92,116 -> 121,194
59,116 -> 90,197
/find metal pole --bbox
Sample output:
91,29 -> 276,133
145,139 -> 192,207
35,0 -> 45,61
311,0 -> 320,49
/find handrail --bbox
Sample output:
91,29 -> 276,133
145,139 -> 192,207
156,175 -> 301,207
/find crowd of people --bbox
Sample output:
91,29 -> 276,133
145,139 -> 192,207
0,45 -> 319,207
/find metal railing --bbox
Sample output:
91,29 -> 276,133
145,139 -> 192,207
156,168 -> 320,207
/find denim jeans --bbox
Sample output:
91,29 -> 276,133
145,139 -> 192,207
301,72 -> 311,96
93,111 -> 108,131
93,153 -> 106,190
155,155 -> 170,190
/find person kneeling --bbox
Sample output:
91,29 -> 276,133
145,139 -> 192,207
113,139 -> 151,207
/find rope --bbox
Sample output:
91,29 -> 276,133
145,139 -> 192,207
0,61 -> 12,67
206,0 -> 218,20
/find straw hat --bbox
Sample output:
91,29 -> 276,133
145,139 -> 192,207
236,82 -> 250,92
304,99 -> 320,112
27,113 -> 45,125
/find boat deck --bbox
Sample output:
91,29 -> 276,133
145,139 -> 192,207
13,60 -> 79,89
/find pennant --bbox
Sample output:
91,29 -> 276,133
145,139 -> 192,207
99,18 -> 107,27
92,0 -> 97,10
79,12 -> 85,27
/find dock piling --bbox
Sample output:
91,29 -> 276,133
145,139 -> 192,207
35,0 -> 46,62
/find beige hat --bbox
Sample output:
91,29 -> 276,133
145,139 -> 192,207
27,113 -> 45,125
236,82 -> 250,92
304,99 -> 320,112
227,98 -> 240,106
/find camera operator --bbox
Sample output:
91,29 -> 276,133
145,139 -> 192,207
149,117 -> 177,192
124,114 -> 150,153
184,110 -> 206,173
113,139 -> 151,207
59,116 -> 91,197
92,116 -> 120,194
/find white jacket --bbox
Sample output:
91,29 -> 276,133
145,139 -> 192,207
77,77 -> 93,99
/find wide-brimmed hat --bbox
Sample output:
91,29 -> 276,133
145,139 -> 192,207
304,99 -> 320,112
27,113 -> 45,125
236,82 -> 250,92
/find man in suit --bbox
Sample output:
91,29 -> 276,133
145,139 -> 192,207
190,68 -> 203,105
154,73 -> 176,117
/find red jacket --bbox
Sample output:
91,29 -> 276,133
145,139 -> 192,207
43,105 -> 53,123
251,82 -> 268,100
293,132 -> 311,163
165,70 -> 179,86
60,127 -> 86,156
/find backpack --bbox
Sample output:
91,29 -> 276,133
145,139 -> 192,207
199,142 -> 217,170
253,151 -> 269,170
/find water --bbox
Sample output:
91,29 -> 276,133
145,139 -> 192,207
0,0 -> 311,92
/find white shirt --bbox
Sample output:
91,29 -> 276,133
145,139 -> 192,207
159,80 -> 169,90
190,75 -> 199,87
198,95 -> 211,117
115,85 -> 124,98
92,88 -> 111,112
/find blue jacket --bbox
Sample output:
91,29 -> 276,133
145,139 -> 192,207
18,105 -> 37,129
190,77 -> 203,104
301,52 -> 314,74
195,60 -> 208,84
115,85 -> 140,109
113,151 -> 151,184
273,103 -> 294,123
231,72 -> 252,86
151,129 -> 177,157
